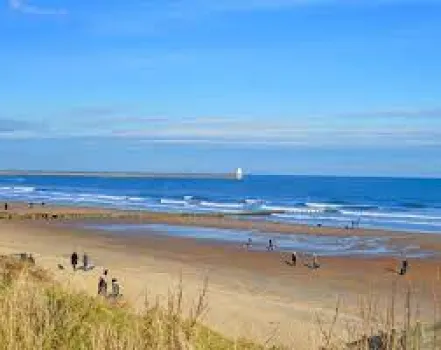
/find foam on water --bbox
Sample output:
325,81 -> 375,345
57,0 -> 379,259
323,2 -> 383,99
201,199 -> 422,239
1,175 -> 441,234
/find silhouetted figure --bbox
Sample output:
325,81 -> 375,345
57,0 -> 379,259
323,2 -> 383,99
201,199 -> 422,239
98,269 -> 109,296
71,252 -> 78,271
291,252 -> 297,266
83,253 -> 89,270
4,203 -> 8,211
98,277 -> 107,296
399,259 -> 409,275
245,238 -> 252,250
267,239 -> 274,251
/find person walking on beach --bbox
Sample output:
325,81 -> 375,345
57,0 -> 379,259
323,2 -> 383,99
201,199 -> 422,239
291,252 -> 297,266
98,269 -> 109,296
4,203 -> 8,211
267,239 -> 274,251
245,238 -> 252,250
82,252 -> 89,271
399,257 -> 409,276
70,252 -> 78,271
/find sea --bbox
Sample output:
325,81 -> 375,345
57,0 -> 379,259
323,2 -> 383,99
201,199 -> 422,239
1,174 -> 440,234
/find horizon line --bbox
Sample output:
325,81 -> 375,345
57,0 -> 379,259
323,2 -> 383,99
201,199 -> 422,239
0,169 -> 439,181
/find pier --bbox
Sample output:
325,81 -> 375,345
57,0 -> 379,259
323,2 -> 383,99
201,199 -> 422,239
0,170 -> 241,180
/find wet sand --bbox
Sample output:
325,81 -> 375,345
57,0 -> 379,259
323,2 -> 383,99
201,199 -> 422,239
2,201 -> 441,253
1,203 -> 441,347
2,201 -> 441,238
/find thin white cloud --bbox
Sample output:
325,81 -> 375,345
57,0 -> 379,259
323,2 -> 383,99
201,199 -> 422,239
3,119 -> 440,148
3,107 -> 441,148
8,0 -> 67,15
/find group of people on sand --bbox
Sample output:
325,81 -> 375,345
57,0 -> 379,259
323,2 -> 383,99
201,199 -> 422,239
70,251 -> 92,271
244,238 -> 321,269
70,252 -> 122,298
244,237 -> 410,274
3,202 -> 46,211
98,269 -> 121,299
245,238 -> 277,252
289,251 -> 320,269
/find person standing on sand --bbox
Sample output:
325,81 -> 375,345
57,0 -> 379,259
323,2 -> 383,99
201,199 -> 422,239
399,257 -> 409,275
267,239 -> 274,251
4,203 -> 8,211
70,252 -> 78,271
245,238 -> 252,250
83,252 -> 89,270
98,269 -> 109,296
111,278 -> 121,298
291,252 -> 297,266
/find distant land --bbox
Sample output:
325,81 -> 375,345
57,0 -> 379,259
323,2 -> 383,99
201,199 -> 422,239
0,169 -> 240,180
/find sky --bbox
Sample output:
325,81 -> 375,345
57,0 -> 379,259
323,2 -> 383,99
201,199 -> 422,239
0,0 -> 440,177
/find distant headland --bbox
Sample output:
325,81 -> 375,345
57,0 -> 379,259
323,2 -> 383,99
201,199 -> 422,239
0,169 -> 243,180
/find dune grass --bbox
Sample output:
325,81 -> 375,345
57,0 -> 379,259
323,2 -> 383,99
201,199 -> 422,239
2,254 -> 441,349
0,256 -> 274,350
315,280 -> 441,350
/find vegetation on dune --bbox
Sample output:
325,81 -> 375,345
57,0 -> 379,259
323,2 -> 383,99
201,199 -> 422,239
0,256 -> 270,350
2,255 -> 441,349
316,281 -> 441,350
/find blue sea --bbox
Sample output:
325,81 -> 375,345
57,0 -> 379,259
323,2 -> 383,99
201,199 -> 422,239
1,174 -> 441,234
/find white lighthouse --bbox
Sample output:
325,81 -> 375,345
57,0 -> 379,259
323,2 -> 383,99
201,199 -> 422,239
235,167 -> 244,180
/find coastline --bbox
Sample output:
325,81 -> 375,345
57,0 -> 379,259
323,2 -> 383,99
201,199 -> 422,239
2,175 -> 441,236
2,201 -> 440,237
2,201 -> 441,255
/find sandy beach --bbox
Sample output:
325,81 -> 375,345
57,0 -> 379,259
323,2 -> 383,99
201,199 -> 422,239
1,203 -> 441,348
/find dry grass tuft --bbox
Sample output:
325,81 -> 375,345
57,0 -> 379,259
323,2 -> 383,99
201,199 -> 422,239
316,280 -> 441,350
0,256 -> 276,350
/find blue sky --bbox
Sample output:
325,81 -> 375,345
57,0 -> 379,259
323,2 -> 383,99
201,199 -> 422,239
0,0 -> 440,176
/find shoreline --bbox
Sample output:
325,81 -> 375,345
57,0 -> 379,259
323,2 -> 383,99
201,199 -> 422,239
2,201 -> 439,237
2,201 -> 441,256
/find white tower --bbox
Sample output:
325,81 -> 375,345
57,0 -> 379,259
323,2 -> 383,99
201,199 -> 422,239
235,168 -> 243,180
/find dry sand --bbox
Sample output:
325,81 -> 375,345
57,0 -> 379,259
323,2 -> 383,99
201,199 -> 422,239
1,203 -> 441,348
